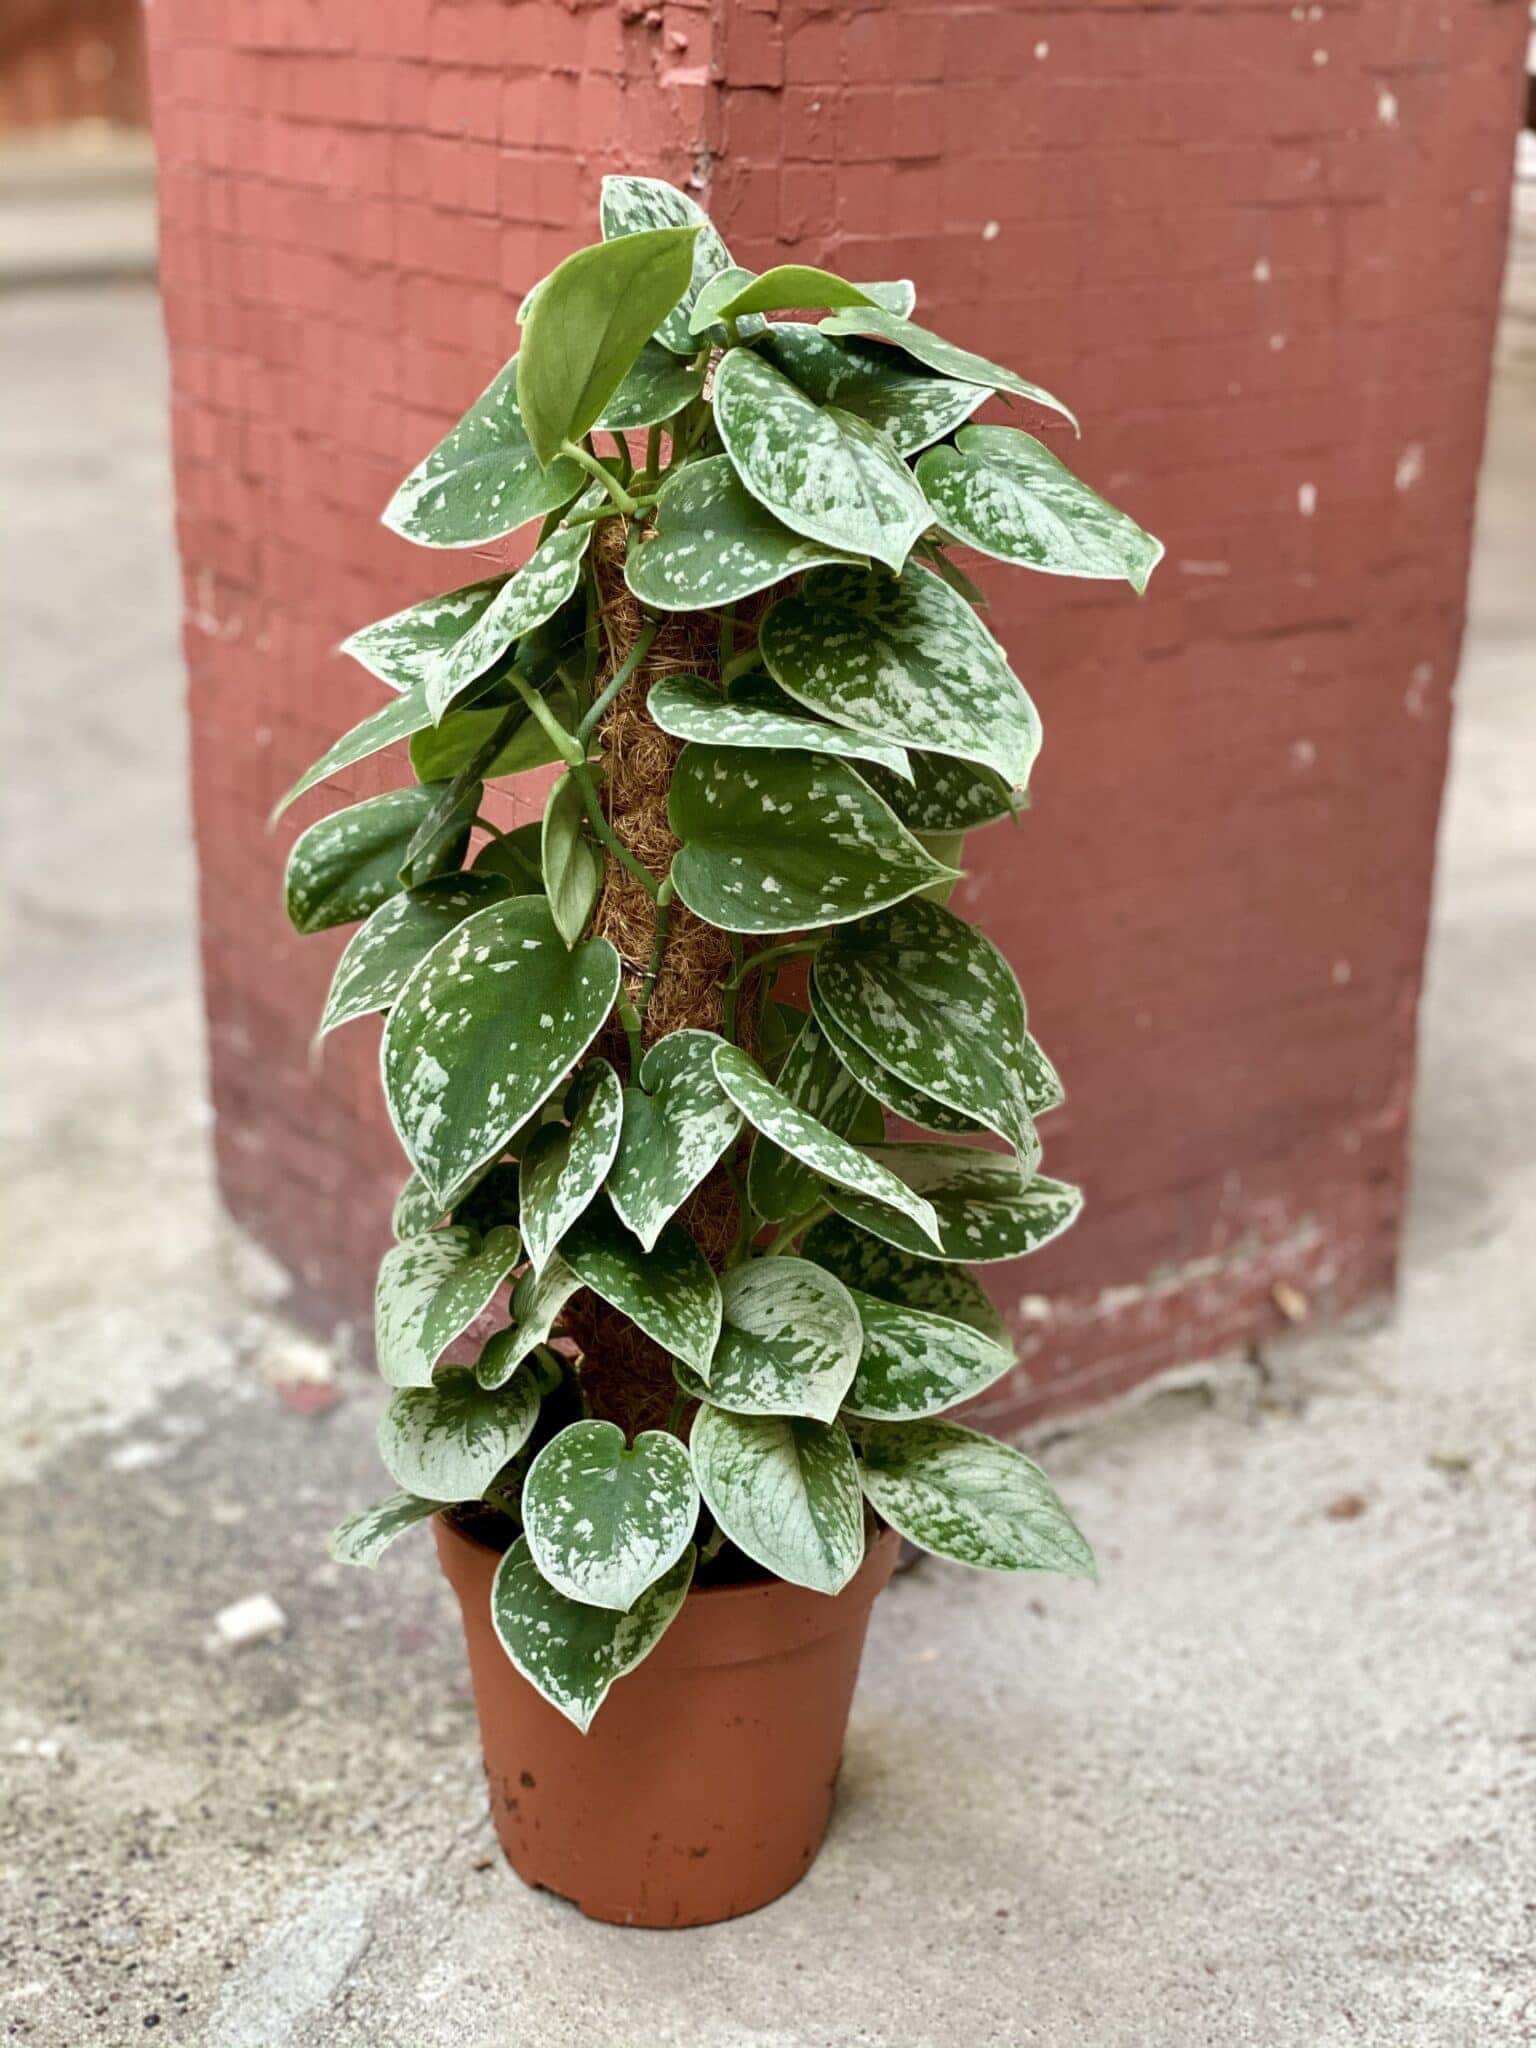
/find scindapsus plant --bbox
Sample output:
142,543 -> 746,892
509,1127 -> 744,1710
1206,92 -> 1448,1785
279,175 -> 1161,1926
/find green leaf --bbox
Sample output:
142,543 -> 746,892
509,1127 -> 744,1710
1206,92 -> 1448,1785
852,1420 -> 1095,1576
711,1043 -> 941,1249
746,1012 -> 884,1223
713,348 -> 931,574
517,1062 -> 623,1274
341,577 -> 506,693
523,1419 -> 699,1612
819,307 -> 1078,431
858,748 -> 1016,833
320,874 -> 509,1036
812,898 -> 1040,1158
373,1224 -> 521,1388
623,456 -> 866,613
607,1028 -> 743,1253
409,679 -> 580,784
396,775 -> 484,892
824,1148 -> 1083,1264
492,1536 -> 695,1734
594,340 -> 706,431
383,354 -> 585,548
423,514 -> 597,721
390,1152 -> 513,1243
477,1254 -> 583,1389
392,1172 -> 449,1240
803,1214 -> 1009,1345
271,685 -> 436,821
599,174 -> 736,354
917,426 -> 1162,593
689,1406 -> 865,1596
517,226 -> 699,466
668,744 -> 955,936
560,1197 -> 722,1374
540,771 -> 602,948
471,821 -> 544,893
381,896 -> 620,1203
284,786 -> 464,936
684,265 -> 770,342
811,991 -> 984,1136
760,562 -> 1041,791
757,323 -> 986,457
328,1491 -> 439,1568
646,670 -> 908,780
840,1292 -> 1015,1421
862,280 -> 917,317
377,1363 -> 542,1501
708,265 -> 881,321
678,1259 -> 862,1424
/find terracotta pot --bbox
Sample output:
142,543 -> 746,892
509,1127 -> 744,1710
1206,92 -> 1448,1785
435,1515 -> 901,1928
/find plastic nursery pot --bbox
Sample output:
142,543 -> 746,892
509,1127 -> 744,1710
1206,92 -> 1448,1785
435,1513 -> 901,1929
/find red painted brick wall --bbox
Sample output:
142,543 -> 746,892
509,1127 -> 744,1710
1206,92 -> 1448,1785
146,0 -> 1525,1427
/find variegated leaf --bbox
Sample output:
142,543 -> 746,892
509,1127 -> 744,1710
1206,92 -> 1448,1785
523,1420 -> 699,1612
477,1254 -> 583,1389
675,1259 -> 861,1424
328,1491 -> 439,1568
392,1172 -> 448,1241
917,426 -> 1163,593
599,174 -> 735,354
594,339 -> 706,430
689,1405 -> 865,1596
624,456 -> 865,612
824,1147 -> 1083,1264
858,748 -> 1016,832
811,991 -> 983,1135
607,1029 -> 742,1253
647,670 -> 908,779
381,896 -> 621,1203
758,323 -> 986,457
271,684 -> 434,821
668,744 -> 954,935
713,348 -> 931,574
863,279 -> 917,317
812,898 -> 1038,1157
560,1197 -> 722,1374
492,1536 -> 695,1734
852,1420 -> 1095,1576
518,1063 -> 623,1275
390,1149 -> 511,1242
711,1043 -> 941,1248
409,679 -> 580,784
424,508 -> 598,721
373,1224 -> 521,1388
377,1363 -> 542,1501
284,786 -> 466,936
320,874 -> 508,1036
541,771 -> 602,948
840,1291 -> 1015,1421
746,1012 -> 884,1223
760,562 -> 1040,790
819,307 -> 1077,430
383,354 -> 584,549
803,1214 -> 1009,1344
342,578 -> 506,693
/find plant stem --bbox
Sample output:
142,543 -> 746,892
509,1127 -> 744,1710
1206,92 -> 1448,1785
502,667 -> 583,767
559,438 -> 639,516
664,1387 -> 688,1437
720,935 -> 825,995
638,877 -> 673,1021
721,1158 -> 757,1266
576,619 -> 660,746
614,984 -> 644,1071
718,642 -> 762,689
722,932 -> 745,1041
761,1202 -> 832,1258
568,761 -> 660,901
717,600 -> 736,672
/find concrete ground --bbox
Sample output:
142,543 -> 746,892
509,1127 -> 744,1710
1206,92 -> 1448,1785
3,194 -> 1533,2048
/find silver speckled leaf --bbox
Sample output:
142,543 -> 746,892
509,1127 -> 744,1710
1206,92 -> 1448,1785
819,307 -> 1077,431
760,561 -> 1040,790
713,349 -> 931,574
918,426 -> 1163,593
747,1012 -> 885,1223
272,684 -> 435,820
647,670 -> 908,779
517,1062 -> 623,1275
328,1491 -> 439,1568
424,505 -> 598,721
477,1254 -> 583,1389
810,991 -> 983,1136
853,1420 -> 1095,1576
824,1147 -> 1083,1264
758,322 -> 986,457
373,1224 -> 521,1388
377,1363 -> 542,1501
524,1419 -> 699,1612
608,1029 -> 743,1253
342,578 -> 507,694
840,1291 -> 1014,1422
320,874 -> 509,1036
624,456 -> 865,612
802,1214 -> 1009,1345
675,1259 -> 862,1424
560,1197 -> 722,1375
599,174 -> 735,355
595,340 -> 706,430
689,1405 -> 865,1596
858,747 -> 1016,833
284,786 -> 465,936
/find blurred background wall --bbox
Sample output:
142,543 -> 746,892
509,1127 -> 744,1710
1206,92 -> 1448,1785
138,0 -> 1528,1427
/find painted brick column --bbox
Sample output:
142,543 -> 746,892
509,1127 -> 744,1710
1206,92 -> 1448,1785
146,0 -> 1526,1424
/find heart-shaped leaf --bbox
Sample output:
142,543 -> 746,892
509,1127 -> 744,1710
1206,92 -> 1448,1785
607,1029 -> 743,1253
677,1259 -> 861,1424
758,323 -> 986,456
518,226 -> 699,464
668,744 -> 954,935
560,1197 -> 722,1374
341,578 -> 506,693
803,1215 -> 1009,1344
857,748 -> 1016,833
523,1419 -> 700,1611
594,339 -> 706,430
811,992 -> 984,1136
540,770 -> 602,948
852,1420 -> 1095,1576
378,1363 -> 542,1501
647,671 -> 908,779
382,896 -> 620,1203
472,822 -> 544,893
813,898 -> 1039,1157
320,874 -> 509,1036
840,1292 -> 1015,1421
708,265 -> 881,322
284,786 -> 466,936
383,353 -> 585,548
823,1147 -> 1083,1264
477,1254 -> 583,1389
329,1491 -> 439,1568
624,456 -> 866,612
492,1536 -> 695,1733
819,307 -> 1077,430
517,1063 -> 623,1275
690,1405 -> 865,1595
917,426 -> 1162,593
761,562 -> 1040,790
713,348 -> 931,573
746,1012 -> 884,1223
599,175 -> 735,353
374,1224 -> 521,1388
271,684 -> 436,821
424,512 -> 597,721
712,1043 -> 941,1248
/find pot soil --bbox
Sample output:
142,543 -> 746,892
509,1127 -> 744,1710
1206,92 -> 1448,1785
435,1514 -> 901,1928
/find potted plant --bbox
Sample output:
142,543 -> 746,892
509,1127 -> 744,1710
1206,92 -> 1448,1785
279,174 -> 1162,1928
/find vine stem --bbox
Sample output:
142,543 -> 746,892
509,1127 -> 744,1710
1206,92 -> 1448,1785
613,984 -> 644,1071
569,761 -> 661,901
577,619 -> 660,745
720,935 -> 825,995
721,932 -> 745,1040
503,667 -> 583,766
639,878 -> 674,1021
760,1202 -> 832,1258
560,438 -> 639,515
